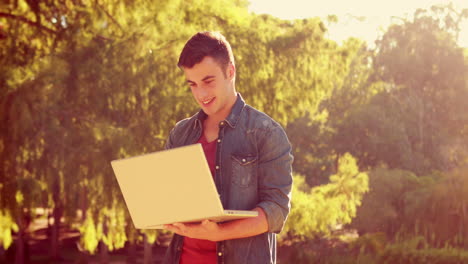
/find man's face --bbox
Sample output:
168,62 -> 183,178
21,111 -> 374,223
183,56 -> 236,119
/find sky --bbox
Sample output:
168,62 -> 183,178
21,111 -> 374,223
248,0 -> 468,47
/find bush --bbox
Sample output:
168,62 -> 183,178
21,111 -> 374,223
379,239 -> 468,264
350,232 -> 387,255
352,167 -> 468,248
350,168 -> 423,237
380,247 -> 468,264
281,153 -> 368,241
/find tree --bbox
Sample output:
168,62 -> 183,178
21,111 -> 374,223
351,168 -> 424,237
286,37 -> 376,186
332,5 -> 468,174
281,153 -> 368,241
368,4 -> 468,173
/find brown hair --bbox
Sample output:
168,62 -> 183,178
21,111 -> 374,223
177,31 -> 235,73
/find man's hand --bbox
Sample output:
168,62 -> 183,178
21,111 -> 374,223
163,220 -> 222,241
163,208 -> 268,242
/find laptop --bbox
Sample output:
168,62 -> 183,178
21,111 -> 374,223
111,143 -> 258,229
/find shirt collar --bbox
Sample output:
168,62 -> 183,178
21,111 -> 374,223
224,93 -> 245,128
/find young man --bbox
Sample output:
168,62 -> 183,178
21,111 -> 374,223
163,31 -> 293,264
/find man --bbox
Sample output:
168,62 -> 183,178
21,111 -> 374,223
163,31 -> 293,264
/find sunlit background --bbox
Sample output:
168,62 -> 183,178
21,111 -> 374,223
249,0 -> 468,47
1,0 -> 468,263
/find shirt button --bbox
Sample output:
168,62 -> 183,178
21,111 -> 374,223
218,252 -> 223,256
220,121 -> 225,126
217,139 -> 221,143
242,158 -> 246,163
216,165 -> 220,170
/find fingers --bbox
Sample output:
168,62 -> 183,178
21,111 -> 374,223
163,223 -> 185,235
173,223 -> 186,233
162,224 -> 174,232
163,221 -> 216,238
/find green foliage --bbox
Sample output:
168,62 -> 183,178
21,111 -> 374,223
232,15 -> 362,126
402,167 -> 468,248
141,230 -> 159,245
98,206 -> 127,251
1,0 -> 467,257
0,0 -> 252,253
285,245 -> 322,264
350,232 -> 388,255
1,0 -> 364,253
361,5 -> 468,173
352,167 -> 468,248
351,168 -> 424,237
78,205 -> 127,254
78,212 -> 99,254
310,236 -> 468,264
379,237 -> 468,264
297,5 -> 468,177
286,39 -> 376,186
281,153 -> 368,240
0,210 -> 18,250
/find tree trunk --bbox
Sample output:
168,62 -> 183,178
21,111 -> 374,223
100,241 -> 109,264
14,214 -> 24,264
418,94 -> 425,155
14,211 -> 31,264
79,185 -> 89,262
461,196 -> 467,247
143,234 -> 153,264
50,172 -> 64,260
0,247 -> 6,263
78,251 -> 89,264
50,205 -> 62,259
127,241 -> 137,264
100,219 -> 110,263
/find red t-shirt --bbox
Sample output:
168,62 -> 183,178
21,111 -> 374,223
179,134 -> 217,264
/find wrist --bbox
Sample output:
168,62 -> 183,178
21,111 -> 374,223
212,222 -> 225,242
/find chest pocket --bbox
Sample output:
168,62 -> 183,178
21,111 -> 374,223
231,154 -> 258,188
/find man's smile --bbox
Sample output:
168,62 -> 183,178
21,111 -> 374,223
202,97 -> 215,105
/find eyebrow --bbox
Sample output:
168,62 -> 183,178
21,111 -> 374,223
202,75 -> 215,81
186,75 -> 215,84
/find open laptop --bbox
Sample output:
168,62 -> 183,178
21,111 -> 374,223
111,143 -> 258,229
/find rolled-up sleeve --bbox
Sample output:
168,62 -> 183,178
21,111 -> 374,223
164,127 -> 175,150
256,124 -> 293,234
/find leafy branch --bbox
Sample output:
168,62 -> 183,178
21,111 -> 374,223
0,12 -> 58,35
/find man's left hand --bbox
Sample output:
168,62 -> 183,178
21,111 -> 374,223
163,219 -> 222,241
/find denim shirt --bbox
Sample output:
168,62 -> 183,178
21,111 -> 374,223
162,94 -> 293,264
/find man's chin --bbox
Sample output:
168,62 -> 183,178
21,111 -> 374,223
201,104 -> 216,115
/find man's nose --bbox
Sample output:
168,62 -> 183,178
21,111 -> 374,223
198,87 -> 209,98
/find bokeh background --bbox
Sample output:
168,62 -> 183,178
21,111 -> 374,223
1,0 -> 467,263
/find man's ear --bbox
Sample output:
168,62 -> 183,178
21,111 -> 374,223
227,63 -> 236,80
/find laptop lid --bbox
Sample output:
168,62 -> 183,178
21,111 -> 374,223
111,144 -> 226,228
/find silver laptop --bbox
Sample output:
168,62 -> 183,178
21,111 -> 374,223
111,143 -> 258,229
